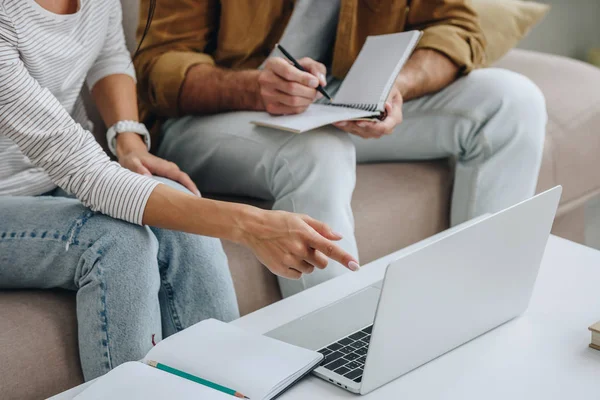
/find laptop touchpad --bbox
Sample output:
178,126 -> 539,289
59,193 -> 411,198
266,286 -> 381,351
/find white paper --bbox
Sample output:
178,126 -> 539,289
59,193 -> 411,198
252,104 -> 378,133
334,31 -> 422,108
74,362 -> 230,400
143,319 -> 322,400
251,31 -> 422,133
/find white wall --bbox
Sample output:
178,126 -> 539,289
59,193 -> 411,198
516,0 -> 600,60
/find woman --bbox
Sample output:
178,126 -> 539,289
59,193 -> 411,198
0,0 -> 359,380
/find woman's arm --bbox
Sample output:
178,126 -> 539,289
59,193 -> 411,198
88,1 -> 198,194
0,4 -> 358,277
144,184 -> 359,279
91,74 -> 199,195
0,36 -> 356,277
0,4 -> 157,225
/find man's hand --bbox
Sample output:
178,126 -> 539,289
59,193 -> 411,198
116,132 -> 200,196
258,57 -> 327,115
334,85 -> 404,139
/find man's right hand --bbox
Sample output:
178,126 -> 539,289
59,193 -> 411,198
258,57 -> 327,115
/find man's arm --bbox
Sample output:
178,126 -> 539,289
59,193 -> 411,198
179,58 -> 328,116
134,0 -> 219,117
408,0 -> 486,76
135,0 -> 325,117
398,0 -> 486,100
396,49 -> 459,101
179,65 -> 263,115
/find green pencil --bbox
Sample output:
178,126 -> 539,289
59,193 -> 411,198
146,360 -> 250,399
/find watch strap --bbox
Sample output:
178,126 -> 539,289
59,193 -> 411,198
106,120 -> 151,156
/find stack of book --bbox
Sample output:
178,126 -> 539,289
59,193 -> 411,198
589,321 -> 600,351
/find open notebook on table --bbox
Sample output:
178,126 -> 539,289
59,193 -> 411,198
251,30 -> 422,133
74,319 -> 323,400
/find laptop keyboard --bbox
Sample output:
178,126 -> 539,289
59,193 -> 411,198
317,325 -> 373,383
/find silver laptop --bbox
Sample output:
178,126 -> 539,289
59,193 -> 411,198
266,186 -> 562,395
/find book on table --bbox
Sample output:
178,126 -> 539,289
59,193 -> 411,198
589,320 -> 600,351
73,319 -> 323,400
251,30 -> 423,133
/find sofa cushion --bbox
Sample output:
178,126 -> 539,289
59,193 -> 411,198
0,291 -> 83,400
496,49 -> 600,212
353,162 -> 452,263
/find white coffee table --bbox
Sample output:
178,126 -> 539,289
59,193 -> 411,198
51,235 -> 600,399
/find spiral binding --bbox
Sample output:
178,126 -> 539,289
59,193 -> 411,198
330,103 -> 379,112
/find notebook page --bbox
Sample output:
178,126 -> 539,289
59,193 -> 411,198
251,104 -> 379,133
74,362 -> 230,400
144,319 -> 322,400
334,31 -> 422,110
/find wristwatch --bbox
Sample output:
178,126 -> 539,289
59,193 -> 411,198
106,120 -> 151,156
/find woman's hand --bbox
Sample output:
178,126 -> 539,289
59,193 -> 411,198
143,184 -> 360,280
238,209 -> 360,279
116,132 -> 200,195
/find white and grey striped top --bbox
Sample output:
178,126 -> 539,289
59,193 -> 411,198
0,0 -> 159,225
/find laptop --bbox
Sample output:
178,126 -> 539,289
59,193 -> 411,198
266,187 -> 562,395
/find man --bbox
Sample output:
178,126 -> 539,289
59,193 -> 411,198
134,0 -> 546,297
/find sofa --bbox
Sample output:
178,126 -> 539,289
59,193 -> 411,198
2,1 -> 600,399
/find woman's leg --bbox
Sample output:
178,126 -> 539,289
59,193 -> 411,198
151,227 -> 240,337
147,177 -> 240,337
0,196 -> 163,380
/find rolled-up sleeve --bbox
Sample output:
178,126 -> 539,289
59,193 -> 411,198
407,0 -> 486,73
0,4 -> 158,225
86,0 -> 136,89
134,0 -> 218,117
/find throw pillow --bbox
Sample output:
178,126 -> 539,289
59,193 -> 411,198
472,0 -> 550,66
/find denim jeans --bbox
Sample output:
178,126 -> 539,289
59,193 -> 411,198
158,68 -> 547,297
0,177 -> 239,380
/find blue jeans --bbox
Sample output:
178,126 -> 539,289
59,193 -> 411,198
0,178 -> 239,380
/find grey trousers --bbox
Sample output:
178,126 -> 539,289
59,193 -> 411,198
157,68 -> 547,297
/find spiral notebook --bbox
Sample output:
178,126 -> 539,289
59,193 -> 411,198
74,319 -> 323,400
251,31 -> 422,133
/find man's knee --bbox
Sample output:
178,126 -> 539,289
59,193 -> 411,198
468,68 -> 547,128
274,128 -> 357,205
279,128 -> 356,176
461,69 -> 547,158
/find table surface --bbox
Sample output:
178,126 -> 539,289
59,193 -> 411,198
52,235 -> 600,399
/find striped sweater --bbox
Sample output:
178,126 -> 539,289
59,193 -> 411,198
0,0 -> 158,225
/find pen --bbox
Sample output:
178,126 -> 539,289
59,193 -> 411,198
276,43 -> 333,101
146,360 -> 250,399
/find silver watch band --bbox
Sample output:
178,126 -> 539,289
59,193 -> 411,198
106,120 -> 151,156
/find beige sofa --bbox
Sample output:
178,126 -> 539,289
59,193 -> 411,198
2,2 -> 600,399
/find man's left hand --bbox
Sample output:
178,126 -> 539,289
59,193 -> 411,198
333,85 -> 404,139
